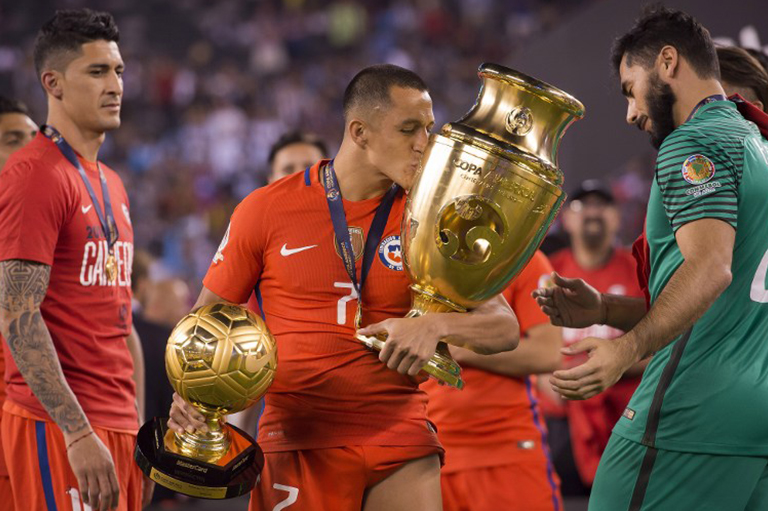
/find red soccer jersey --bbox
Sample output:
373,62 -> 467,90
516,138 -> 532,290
0,133 -> 137,431
424,251 -> 554,473
203,161 -> 440,453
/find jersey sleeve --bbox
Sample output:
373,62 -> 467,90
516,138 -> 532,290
0,160 -> 73,265
501,251 -> 553,336
202,192 -> 267,304
655,132 -> 741,232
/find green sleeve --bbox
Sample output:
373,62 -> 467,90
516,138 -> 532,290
655,133 -> 741,232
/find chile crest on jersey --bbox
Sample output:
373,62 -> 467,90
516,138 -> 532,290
378,235 -> 403,271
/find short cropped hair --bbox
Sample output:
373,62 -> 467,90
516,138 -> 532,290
267,131 -> 328,165
343,64 -> 429,119
0,96 -> 30,117
717,46 -> 768,110
33,9 -> 119,78
611,5 -> 719,80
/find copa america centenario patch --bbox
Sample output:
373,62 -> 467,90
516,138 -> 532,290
681,154 -> 715,185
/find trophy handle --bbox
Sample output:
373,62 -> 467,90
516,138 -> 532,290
355,333 -> 465,389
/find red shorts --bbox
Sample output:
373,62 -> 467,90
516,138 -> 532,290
441,451 -> 563,511
0,475 -> 14,510
2,401 -> 143,511
0,403 -> 15,509
248,445 -> 442,511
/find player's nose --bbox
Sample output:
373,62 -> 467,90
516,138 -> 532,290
413,127 -> 430,153
626,99 -> 638,126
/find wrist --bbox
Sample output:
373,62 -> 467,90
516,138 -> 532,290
615,333 -> 641,370
598,293 -> 609,325
64,427 -> 94,449
62,421 -> 92,443
428,312 -> 448,341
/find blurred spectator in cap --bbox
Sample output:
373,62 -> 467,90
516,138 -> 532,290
537,179 -> 647,493
267,131 -> 328,183
0,96 -> 37,169
717,46 -> 768,112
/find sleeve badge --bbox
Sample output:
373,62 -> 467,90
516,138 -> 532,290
681,154 -> 715,185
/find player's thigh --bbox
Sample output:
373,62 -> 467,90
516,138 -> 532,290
249,448 -> 366,511
590,435 -> 767,511
362,454 -> 441,511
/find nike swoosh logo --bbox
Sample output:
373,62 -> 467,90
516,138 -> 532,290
280,243 -> 318,256
81,205 -> 92,214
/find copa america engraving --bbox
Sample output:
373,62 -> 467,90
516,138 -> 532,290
357,63 -> 584,388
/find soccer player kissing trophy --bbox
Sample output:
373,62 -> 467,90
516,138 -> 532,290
356,63 -> 584,389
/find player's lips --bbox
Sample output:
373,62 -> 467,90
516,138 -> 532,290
102,103 -> 121,111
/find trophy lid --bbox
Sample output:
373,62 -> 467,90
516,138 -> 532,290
478,63 -> 585,119
452,63 -> 585,177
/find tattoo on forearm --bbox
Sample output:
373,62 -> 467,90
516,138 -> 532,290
0,260 -> 89,434
0,260 -> 51,312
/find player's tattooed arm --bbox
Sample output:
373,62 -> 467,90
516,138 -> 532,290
0,259 -> 90,435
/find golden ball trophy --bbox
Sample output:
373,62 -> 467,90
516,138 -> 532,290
356,63 -> 584,389
135,303 -> 277,499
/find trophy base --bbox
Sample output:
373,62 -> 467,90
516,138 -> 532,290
135,418 -> 264,500
356,334 -> 464,389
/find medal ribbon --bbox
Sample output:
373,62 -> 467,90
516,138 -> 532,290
322,160 -> 399,327
42,125 -> 119,251
686,94 -> 727,123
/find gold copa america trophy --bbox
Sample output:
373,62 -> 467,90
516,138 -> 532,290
135,303 -> 277,499
356,63 -> 584,389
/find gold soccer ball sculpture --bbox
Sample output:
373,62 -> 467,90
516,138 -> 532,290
165,303 -> 277,415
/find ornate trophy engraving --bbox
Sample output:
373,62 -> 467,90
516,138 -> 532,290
357,63 -> 584,388
135,303 -> 277,499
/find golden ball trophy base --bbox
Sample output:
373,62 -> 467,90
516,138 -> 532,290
134,417 -> 264,500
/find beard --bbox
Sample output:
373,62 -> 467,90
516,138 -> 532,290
645,71 -> 677,150
580,217 -> 607,250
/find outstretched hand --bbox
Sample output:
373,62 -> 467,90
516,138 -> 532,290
532,272 -> 605,328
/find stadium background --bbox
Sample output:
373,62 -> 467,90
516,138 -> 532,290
1,1 -> 766,510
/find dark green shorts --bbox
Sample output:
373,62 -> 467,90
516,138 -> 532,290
589,434 -> 768,511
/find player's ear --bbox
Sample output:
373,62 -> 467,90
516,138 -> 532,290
41,70 -> 64,100
657,45 -> 679,79
348,118 -> 368,149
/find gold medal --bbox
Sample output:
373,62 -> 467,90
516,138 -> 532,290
354,301 -> 363,329
105,252 -> 118,284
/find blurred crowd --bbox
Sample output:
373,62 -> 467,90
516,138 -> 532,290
4,2 -> 768,508
1,0 -> 597,292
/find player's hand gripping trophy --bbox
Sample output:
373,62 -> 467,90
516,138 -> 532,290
135,303 -> 277,499
356,63 -> 584,389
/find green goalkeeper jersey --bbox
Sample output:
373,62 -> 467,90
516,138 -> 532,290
613,100 -> 768,455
